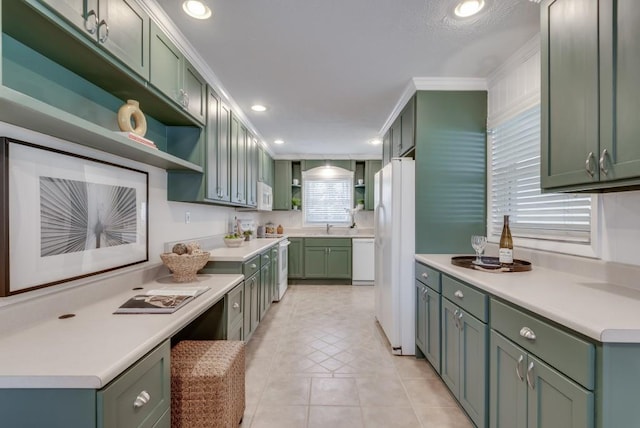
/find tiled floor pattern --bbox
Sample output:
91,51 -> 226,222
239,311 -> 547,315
241,285 -> 473,428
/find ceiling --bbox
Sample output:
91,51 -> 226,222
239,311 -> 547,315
152,0 -> 540,158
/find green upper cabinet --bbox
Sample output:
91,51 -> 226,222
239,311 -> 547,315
364,160 -> 381,211
230,116 -> 247,205
382,129 -> 392,166
150,20 -> 206,124
38,0 -> 149,79
273,160 -> 292,210
398,95 -> 416,157
205,89 -> 230,202
390,119 -> 402,159
258,147 -> 274,186
542,0 -> 640,192
246,132 -> 258,207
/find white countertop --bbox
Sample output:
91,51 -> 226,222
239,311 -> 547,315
415,254 -> 640,343
206,237 -> 284,262
0,274 -> 243,389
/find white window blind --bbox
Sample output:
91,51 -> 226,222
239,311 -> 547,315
303,168 -> 353,225
490,105 -> 591,243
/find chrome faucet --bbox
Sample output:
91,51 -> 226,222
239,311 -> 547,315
326,224 -> 333,234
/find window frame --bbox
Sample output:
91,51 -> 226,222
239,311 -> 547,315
302,167 -> 354,228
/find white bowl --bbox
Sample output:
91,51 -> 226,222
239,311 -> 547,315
224,238 -> 244,248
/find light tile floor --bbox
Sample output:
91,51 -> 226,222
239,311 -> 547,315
241,285 -> 474,428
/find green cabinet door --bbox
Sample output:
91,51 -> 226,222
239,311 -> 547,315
326,246 -> 351,278
441,298 -> 460,394
273,160 -> 292,210
288,237 -> 304,278
230,116 -> 246,204
527,355 -> 594,428
424,284 -> 441,373
258,146 -> 266,183
400,95 -> 415,156
459,309 -> 488,428
364,160 -> 381,211
304,247 -> 327,278
150,20 -> 182,105
416,281 -> 428,357
39,0 -> 90,34
490,331 -> 528,428
541,0 -> 600,189
246,134 -> 258,207
183,61 -> 206,123
98,0 -> 149,79
599,0 -> 640,183
260,262 -> 271,319
391,117 -> 402,158
246,273 -> 260,338
382,130 -> 391,166
205,90 -> 231,202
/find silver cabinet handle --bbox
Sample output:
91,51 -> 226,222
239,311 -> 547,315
264,255 -> 269,260
250,264 -> 257,269
233,302 -> 240,309
526,362 -> 535,390
457,311 -> 463,328
599,149 -> 609,176
519,327 -> 536,341
421,272 -> 428,279
585,152 -> 596,177
453,309 -> 460,329
84,10 -> 98,34
328,248 -> 331,253
515,355 -> 525,381
454,290 -> 464,299
133,390 -> 151,409
98,19 -> 109,43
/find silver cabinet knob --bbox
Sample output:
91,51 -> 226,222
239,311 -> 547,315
233,302 -> 240,309
519,327 -> 536,341
421,272 -> 428,279
133,390 -> 151,409
250,264 -> 257,269
265,255 -> 269,260
454,290 -> 464,299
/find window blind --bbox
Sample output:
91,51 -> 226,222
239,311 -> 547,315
490,105 -> 591,243
303,169 -> 353,225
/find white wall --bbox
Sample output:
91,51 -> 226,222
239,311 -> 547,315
487,36 -> 640,267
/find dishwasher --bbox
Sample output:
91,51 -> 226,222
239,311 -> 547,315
352,238 -> 375,285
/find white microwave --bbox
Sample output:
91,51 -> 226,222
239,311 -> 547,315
257,182 -> 273,211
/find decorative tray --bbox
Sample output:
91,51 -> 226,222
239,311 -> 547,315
451,256 -> 532,273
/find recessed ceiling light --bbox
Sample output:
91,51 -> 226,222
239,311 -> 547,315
182,1 -> 212,19
274,139 -> 284,145
454,0 -> 485,18
251,104 -> 267,112
370,139 -> 382,145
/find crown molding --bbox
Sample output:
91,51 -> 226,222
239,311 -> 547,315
379,77 -> 488,135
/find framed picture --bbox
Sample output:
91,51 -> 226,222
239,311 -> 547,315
1,137 -> 148,296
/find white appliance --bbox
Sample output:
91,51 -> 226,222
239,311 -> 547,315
257,182 -> 273,211
275,238 -> 290,301
352,238 -> 374,284
374,158 -> 415,355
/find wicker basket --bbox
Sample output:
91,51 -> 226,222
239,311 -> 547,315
160,252 -> 210,282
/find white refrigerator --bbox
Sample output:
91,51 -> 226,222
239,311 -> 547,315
374,158 -> 415,355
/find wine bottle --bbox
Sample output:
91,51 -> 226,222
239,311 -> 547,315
499,215 -> 514,265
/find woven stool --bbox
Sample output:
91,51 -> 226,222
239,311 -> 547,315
171,340 -> 245,428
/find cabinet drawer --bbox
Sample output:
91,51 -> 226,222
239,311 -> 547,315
243,255 -> 261,277
98,341 -> 170,428
442,275 -> 488,322
226,282 -> 244,328
415,262 -> 441,292
304,238 -> 351,247
261,249 -> 272,267
491,299 -> 595,390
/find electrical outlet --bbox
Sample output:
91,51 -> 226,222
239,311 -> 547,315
185,211 -> 191,224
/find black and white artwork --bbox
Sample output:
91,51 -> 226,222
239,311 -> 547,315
4,139 -> 148,295
40,177 -> 137,256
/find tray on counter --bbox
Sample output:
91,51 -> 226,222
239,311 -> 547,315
451,256 -> 532,273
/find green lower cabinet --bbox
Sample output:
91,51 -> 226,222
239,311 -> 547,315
326,246 -> 351,278
415,280 -> 441,373
260,262 -> 272,319
490,330 -> 594,428
303,245 -> 352,279
441,298 -> 488,428
288,237 -> 304,278
303,247 -> 328,278
244,273 -> 260,340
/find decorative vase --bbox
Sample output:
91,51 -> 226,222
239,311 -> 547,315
117,99 -> 147,137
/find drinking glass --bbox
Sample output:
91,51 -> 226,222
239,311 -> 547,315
471,235 -> 487,264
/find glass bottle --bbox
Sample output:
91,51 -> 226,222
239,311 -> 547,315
499,215 -> 514,265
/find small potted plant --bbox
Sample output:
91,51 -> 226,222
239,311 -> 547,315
243,230 -> 253,241
356,199 -> 365,210
291,197 -> 301,210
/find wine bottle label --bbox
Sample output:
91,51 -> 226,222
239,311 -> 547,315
499,248 -> 513,264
